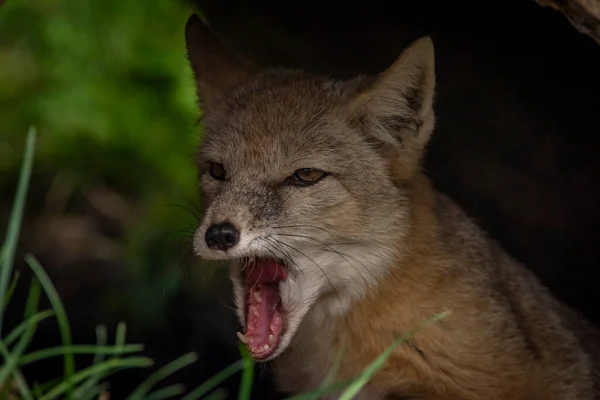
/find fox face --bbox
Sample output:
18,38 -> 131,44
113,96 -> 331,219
185,15 -> 436,361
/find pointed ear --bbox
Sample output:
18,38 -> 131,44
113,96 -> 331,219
348,37 -> 436,179
185,14 -> 257,109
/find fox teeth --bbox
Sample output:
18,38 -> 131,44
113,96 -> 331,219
236,332 -> 249,344
268,334 -> 275,345
249,344 -> 272,354
253,291 -> 261,302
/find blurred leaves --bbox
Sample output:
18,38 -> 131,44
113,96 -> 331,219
0,0 -> 203,324
0,0 -> 199,195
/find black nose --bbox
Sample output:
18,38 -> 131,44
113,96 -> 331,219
205,222 -> 240,251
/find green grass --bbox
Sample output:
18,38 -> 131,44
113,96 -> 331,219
0,127 -> 450,398
0,128 -> 204,399
0,0 -> 204,330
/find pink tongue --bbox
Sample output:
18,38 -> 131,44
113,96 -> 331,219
245,284 -> 282,342
244,259 -> 286,357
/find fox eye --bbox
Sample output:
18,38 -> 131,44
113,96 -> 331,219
284,168 -> 328,187
209,162 -> 227,181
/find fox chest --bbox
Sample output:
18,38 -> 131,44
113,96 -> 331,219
271,316 -> 338,394
271,312 -> 388,399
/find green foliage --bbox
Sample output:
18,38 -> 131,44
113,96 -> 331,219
0,0 -> 199,196
0,0 -> 203,325
236,344 -> 254,400
0,127 -> 203,399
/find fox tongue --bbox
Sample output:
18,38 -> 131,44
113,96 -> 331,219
245,283 -> 282,350
243,258 -> 286,357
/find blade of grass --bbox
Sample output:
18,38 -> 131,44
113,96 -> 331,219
115,322 -> 126,350
19,344 -> 144,366
3,310 -> 54,347
0,126 -> 36,335
75,335 -> 141,400
237,343 -> 254,400
3,272 -> 20,307
93,326 -> 108,364
145,384 -> 185,400
32,382 -> 45,398
338,311 -> 451,400
72,383 -> 109,400
38,357 -> 153,400
0,341 -> 32,400
75,325 -> 110,400
319,344 -> 345,389
284,378 -> 356,400
0,279 -> 42,385
24,254 -> 75,399
180,359 -> 245,400
203,388 -> 228,400
126,352 -> 198,400
32,377 -> 62,398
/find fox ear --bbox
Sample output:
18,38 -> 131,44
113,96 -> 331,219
185,14 -> 257,109
348,37 -> 436,178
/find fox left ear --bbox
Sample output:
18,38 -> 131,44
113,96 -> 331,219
185,14 -> 257,110
347,37 -> 436,178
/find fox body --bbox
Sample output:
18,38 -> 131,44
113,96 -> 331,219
185,15 -> 599,400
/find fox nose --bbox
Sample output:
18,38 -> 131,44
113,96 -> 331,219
205,222 -> 240,251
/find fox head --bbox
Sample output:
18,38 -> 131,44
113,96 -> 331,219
185,15 -> 436,361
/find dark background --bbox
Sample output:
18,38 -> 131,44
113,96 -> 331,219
1,0 -> 599,398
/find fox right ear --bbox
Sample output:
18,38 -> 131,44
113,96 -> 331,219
185,14 -> 257,109
346,37 -> 436,180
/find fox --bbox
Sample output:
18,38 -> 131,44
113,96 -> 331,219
184,14 -> 600,400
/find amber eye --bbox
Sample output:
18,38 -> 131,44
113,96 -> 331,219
284,168 -> 328,187
209,162 -> 227,181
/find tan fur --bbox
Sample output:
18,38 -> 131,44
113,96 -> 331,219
184,14 -> 599,400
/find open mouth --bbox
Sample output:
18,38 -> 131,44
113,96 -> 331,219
236,257 -> 287,360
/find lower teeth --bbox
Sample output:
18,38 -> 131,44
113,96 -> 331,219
251,344 -> 271,353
